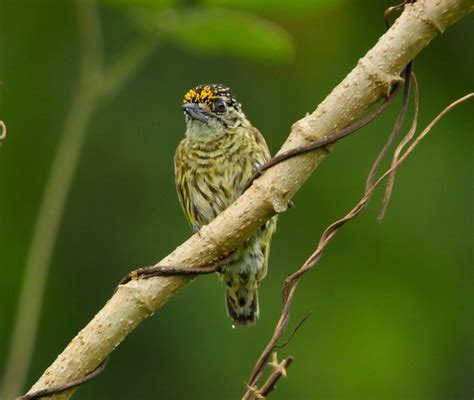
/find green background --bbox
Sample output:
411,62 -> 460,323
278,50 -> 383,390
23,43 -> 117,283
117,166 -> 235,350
0,0 -> 473,399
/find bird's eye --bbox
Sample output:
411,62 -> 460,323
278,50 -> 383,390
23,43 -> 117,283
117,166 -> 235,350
213,98 -> 227,113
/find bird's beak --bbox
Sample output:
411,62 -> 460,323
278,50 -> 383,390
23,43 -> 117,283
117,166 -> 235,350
182,103 -> 208,123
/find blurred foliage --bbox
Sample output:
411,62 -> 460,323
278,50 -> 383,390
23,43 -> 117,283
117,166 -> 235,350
204,0 -> 342,12
138,7 -> 294,61
0,0 -> 473,399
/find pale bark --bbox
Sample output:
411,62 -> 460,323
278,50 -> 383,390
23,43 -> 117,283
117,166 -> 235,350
26,1 -> 474,398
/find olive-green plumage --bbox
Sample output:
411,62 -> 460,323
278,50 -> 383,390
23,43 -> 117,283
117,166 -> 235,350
175,84 -> 277,326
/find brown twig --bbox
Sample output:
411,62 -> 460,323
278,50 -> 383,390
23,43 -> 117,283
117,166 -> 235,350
242,91 -> 474,399
118,251 -> 236,285
275,312 -> 311,349
378,73 -> 419,220
252,354 -> 294,399
17,358 -> 109,400
365,62 -> 413,191
384,0 -> 410,28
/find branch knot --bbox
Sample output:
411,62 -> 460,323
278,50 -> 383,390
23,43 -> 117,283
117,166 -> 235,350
358,58 -> 404,97
418,0 -> 446,34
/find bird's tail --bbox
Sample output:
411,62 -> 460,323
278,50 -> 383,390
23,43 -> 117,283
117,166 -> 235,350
226,287 -> 259,326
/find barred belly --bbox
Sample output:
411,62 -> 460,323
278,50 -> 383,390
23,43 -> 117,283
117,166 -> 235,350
175,130 -> 276,325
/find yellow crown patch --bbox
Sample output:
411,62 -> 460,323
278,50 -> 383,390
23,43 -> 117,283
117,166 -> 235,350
183,85 -> 218,104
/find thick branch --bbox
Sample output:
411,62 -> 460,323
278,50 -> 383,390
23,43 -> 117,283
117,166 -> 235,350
26,1 -> 473,398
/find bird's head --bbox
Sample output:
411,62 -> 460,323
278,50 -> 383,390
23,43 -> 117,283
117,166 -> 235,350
181,84 -> 247,140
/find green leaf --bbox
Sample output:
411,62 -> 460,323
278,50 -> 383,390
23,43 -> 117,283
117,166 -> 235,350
203,0 -> 342,12
152,8 -> 294,62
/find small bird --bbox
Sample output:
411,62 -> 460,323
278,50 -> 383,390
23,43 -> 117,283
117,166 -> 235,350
174,83 -> 277,326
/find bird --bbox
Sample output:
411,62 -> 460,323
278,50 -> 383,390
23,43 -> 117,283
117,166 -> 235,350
174,83 -> 277,326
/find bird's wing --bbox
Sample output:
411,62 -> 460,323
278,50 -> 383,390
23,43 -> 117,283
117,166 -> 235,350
250,126 -> 271,162
174,139 -> 200,231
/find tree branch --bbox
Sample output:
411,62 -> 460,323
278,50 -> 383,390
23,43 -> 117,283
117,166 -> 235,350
24,1 -> 473,398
